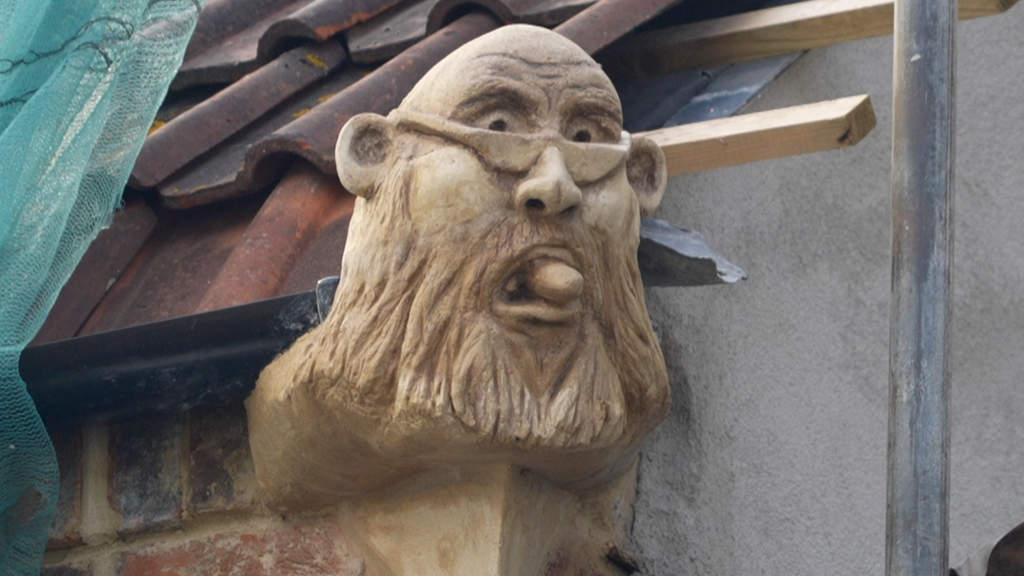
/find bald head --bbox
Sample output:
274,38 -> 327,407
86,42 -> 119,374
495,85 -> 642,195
337,23 -> 665,214
401,25 -> 622,133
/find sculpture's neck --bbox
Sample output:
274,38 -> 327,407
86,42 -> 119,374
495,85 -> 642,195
340,463 -> 639,576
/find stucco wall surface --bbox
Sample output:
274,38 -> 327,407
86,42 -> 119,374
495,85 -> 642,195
637,7 -> 1024,575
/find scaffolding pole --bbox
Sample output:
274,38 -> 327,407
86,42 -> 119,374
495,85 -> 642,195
886,0 -> 957,573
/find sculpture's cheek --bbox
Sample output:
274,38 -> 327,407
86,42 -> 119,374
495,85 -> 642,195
408,146 -> 505,236
580,171 -> 641,241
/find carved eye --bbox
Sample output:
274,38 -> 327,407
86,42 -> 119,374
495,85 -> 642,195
565,115 -> 618,144
488,119 -> 507,132
572,129 -> 592,143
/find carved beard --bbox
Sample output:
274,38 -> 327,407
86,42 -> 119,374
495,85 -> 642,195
305,157 -> 669,451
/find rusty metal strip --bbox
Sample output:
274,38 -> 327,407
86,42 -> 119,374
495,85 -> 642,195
194,161 -> 354,313
134,40 -> 347,190
554,0 -> 684,55
176,0 -> 404,89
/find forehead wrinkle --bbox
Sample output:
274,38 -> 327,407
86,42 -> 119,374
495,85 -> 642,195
467,54 -> 615,117
455,74 -> 546,114
473,50 -> 593,69
547,66 -> 618,103
471,53 -> 600,86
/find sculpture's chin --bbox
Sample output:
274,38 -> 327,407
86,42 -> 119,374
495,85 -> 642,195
392,311 -> 629,450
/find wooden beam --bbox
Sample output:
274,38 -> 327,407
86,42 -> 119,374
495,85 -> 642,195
601,0 -> 1019,77
642,94 -> 877,175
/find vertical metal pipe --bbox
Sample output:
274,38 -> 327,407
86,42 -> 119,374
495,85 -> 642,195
887,0 -> 956,572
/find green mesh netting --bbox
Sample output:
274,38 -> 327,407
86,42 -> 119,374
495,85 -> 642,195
0,1 -> 203,573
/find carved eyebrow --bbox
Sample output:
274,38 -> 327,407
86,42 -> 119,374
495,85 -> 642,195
560,91 -> 623,127
452,83 -> 542,123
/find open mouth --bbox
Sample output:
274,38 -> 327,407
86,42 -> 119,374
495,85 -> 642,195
493,247 -> 584,325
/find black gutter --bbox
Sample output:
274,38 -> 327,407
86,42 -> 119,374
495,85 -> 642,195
20,288 -> 321,425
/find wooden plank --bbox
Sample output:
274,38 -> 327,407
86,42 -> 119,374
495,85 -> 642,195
601,0 -> 1019,77
641,94 -> 877,175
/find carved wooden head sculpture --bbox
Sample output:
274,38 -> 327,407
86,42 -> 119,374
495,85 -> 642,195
247,24 -> 671,512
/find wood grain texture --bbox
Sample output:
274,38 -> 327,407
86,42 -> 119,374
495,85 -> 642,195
602,0 -> 1020,77
642,94 -> 877,175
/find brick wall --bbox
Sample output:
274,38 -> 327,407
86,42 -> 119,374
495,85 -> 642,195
42,404 -> 365,576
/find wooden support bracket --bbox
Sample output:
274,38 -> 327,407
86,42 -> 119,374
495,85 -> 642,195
601,0 -> 1019,77
642,94 -> 877,175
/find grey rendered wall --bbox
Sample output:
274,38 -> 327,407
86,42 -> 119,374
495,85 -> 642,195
637,7 -> 1024,575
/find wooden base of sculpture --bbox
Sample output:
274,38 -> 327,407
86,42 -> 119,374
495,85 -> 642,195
337,463 -> 639,576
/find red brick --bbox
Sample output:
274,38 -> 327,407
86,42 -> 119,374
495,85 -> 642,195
188,404 -> 256,514
109,414 -> 185,535
47,425 -> 83,549
117,519 -> 364,576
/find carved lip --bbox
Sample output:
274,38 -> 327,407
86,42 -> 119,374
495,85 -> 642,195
493,245 -> 584,325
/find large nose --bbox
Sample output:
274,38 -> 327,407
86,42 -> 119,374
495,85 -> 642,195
515,147 -> 582,217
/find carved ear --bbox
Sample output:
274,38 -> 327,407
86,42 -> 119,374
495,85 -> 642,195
336,113 -> 395,199
626,136 -> 667,218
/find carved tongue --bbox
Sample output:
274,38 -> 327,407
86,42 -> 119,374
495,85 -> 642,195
528,259 -> 583,304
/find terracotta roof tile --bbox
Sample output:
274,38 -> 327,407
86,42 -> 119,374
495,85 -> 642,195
78,195 -> 266,335
157,66 -> 365,208
344,0 -> 595,64
194,161 -> 354,313
175,0 -> 405,88
554,0 -> 680,54
31,197 -> 158,345
150,11 -> 500,208
75,162 -> 354,333
250,12 -> 501,181
133,40 -> 348,190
